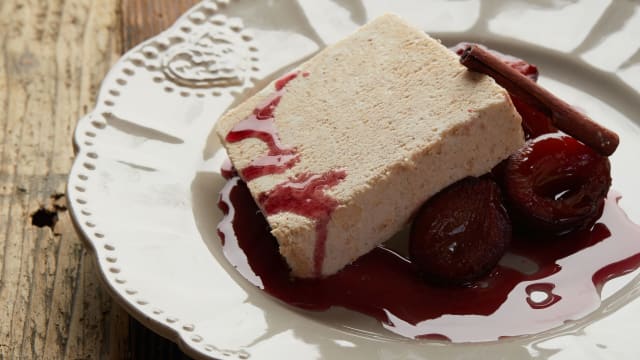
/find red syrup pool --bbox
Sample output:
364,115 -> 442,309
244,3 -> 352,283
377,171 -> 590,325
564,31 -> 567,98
217,177 -> 640,342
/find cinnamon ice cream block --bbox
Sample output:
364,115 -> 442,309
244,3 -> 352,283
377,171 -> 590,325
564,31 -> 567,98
215,14 -> 524,278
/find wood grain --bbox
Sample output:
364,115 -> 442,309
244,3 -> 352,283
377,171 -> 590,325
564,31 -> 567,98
0,0 -> 121,358
121,0 -> 201,51
0,0 -> 197,358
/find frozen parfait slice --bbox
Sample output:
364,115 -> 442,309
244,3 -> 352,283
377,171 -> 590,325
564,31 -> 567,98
215,14 -> 524,278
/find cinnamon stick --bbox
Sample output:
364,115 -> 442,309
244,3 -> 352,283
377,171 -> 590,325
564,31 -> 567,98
460,45 -> 619,156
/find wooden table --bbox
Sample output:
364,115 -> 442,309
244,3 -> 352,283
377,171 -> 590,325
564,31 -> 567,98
1,1 -> 201,358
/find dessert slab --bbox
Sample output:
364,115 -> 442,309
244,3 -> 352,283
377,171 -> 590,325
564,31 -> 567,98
67,1 -> 640,359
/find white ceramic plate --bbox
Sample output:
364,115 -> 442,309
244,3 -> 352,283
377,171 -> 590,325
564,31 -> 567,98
68,1 -> 640,359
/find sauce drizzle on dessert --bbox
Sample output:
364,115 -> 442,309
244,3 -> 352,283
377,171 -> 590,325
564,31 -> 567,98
225,72 -> 303,181
258,170 -> 347,276
220,158 -> 237,180
217,179 -> 640,342
224,70 -> 347,275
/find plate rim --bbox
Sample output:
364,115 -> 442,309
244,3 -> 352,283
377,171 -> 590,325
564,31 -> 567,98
67,1 -> 234,359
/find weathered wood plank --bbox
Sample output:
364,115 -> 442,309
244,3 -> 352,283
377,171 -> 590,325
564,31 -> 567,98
0,0 -> 121,359
121,0 -> 200,51
1,0 -> 203,358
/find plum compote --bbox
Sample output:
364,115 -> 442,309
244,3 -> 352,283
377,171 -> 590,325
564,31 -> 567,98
409,177 -> 511,284
504,134 -> 611,234
216,43 -> 640,342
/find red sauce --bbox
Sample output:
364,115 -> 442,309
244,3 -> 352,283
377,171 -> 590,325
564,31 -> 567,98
217,178 -> 640,342
223,71 -> 348,275
225,72 -> 303,181
258,170 -> 347,276
525,283 -> 561,309
220,158 -> 237,180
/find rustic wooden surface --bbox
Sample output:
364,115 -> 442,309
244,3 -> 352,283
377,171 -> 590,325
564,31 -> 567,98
121,0 -> 202,50
0,0 -> 199,358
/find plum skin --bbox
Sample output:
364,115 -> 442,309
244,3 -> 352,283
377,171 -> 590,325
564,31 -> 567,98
409,177 -> 512,285
504,134 -> 611,234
